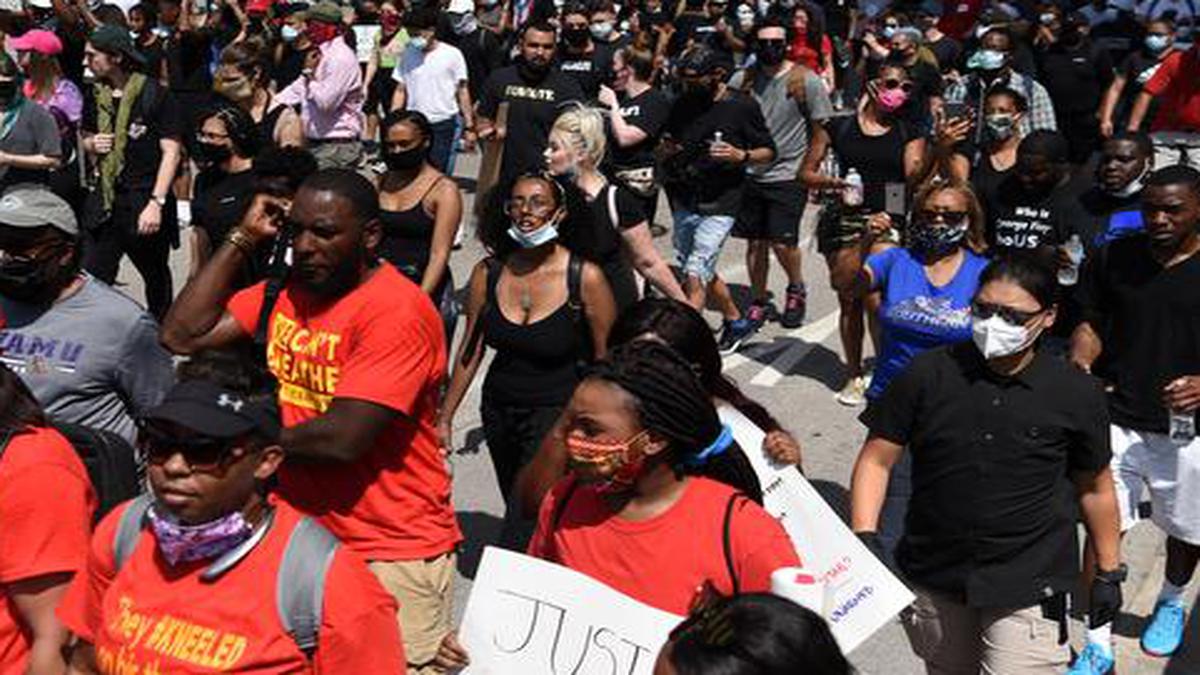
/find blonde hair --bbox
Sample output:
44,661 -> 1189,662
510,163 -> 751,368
551,103 -> 607,169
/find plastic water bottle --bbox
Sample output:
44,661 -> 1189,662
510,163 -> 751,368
1058,234 -> 1084,286
1170,410 -> 1197,444
843,168 -> 864,208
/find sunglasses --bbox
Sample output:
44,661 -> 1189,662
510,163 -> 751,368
971,301 -> 1044,326
139,422 -> 236,472
880,78 -> 914,92
757,38 -> 787,48
918,209 -> 969,224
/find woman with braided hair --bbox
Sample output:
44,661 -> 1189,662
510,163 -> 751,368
434,340 -> 798,670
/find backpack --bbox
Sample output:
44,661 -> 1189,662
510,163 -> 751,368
0,422 -> 141,524
550,478 -> 746,595
110,494 -> 339,658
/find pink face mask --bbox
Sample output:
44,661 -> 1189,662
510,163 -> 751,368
874,85 -> 909,112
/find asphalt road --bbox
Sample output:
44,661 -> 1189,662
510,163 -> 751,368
116,150 -> 1199,674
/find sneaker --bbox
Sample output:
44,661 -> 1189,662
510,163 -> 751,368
718,318 -> 756,355
835,376 -> 867,406
745,302 -> 770,332
1068,642 -> 1115,675
781,282 -> 808,329
1141,600 -> 1187,656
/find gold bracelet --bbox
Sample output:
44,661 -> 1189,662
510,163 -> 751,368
225,228 -> 256,256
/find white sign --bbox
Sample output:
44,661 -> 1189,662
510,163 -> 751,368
352,25 -> 381,63
719,406 -> 915,654
459,547 -> 685,675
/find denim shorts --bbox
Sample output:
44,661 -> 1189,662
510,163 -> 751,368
672,210 -> 735,284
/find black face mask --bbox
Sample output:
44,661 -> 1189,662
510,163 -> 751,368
755,42 -> 786,65
195,141 -> 233,166
518,57 -> 552,81
383,145 -> 428,171
678,80 -> 716,106
563,27 -> 589,46
0,249 -> 67,305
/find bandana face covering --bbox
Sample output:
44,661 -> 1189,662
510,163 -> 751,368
148,504 -> 254,566
565,430 -> 649,494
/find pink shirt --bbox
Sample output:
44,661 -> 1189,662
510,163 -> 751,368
276,37 -> 364,141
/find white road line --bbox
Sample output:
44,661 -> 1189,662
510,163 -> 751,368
722,340 -> 788,371
748,309 -> 842,387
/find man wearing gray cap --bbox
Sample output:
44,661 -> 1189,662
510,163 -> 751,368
0,184 -> 173,444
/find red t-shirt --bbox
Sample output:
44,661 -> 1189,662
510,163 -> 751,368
1145,48 -> 1200,132
0,426 -> 95,675
226,264 -> 461,560
56,496 -> 406,674
789,34 -> 833,73
527,477 -> 799,616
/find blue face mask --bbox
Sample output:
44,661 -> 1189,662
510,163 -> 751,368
281,25 -> 300,43
507,220 -> 560,248
1145,34 -> 1170,53
968,48 -> 1007,72
409,36 -> 429,50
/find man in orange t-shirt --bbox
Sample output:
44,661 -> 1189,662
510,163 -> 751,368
0,366 -> 95,675
161,169 -> 461,674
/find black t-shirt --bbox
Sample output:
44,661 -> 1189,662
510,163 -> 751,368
479,65 -> 585,184
828,114 -> 913,215
661,94 -> 775,216
868,343 -> 1110,607
445,27 -> 504,102
275,45 -> 306,92
82,77 -> 183,193
980,175 -> 1072,252
608,87 -> 671,173
1035,41 -> 1114,118
193,167 -> 264,284
928,35 -> 963,72
1078,235 -> 1200,433
970,153 -> 1013,211
557,43 -> 615,99
1116,49 -> 1168,130
164,29 -> 217,93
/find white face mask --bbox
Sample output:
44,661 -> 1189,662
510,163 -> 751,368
972,314 -> 1040,359
1106,164 -> 1149,198
507,221 -> 559,248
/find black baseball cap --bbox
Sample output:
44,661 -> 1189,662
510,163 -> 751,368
142,380 -> 282,442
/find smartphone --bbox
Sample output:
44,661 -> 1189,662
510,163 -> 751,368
884,182 -> 906,216
942,101 -> 969,122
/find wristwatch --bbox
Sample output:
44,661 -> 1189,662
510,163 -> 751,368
150,194 -> 167,207
1096,564 -> 1128,584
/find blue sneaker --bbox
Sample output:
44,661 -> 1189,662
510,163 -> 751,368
717,318 -> 756,355
1141,600 -> 1187,657
1068,642 -> 1114,675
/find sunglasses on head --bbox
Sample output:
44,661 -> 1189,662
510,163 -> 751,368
880,78 -> 914,92
138,422 -> 236,472
971,300 -> 1043,326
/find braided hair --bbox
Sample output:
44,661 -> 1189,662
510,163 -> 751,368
585,340 -> 764,503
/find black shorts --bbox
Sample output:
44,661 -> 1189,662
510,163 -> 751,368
365,69 -> 398,117
732,179 -> 806,244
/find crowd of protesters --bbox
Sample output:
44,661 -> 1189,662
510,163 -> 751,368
0,0 -> 1199,672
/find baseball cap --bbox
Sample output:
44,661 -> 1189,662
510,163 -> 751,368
0,184 -> 78,236
26,0 -> 52,9
89,23 -> 147,66
9,29 -> 64,55
675,44 -> 733,76
447,0 -> 472,12
142,380 -> 282,442
304,1 -> 342,24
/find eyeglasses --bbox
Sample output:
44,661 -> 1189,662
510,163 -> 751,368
880,78 -> 914,92
918,209 -> 969,224
139,422 -> 235,472
197,130 -> 231,141
971,301 -> 1044,326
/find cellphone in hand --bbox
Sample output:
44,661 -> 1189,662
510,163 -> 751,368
942,101 -> 969,122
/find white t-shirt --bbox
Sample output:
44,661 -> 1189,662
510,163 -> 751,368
391,41 -> 469,124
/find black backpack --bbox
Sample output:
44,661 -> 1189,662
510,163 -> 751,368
0,422 -> 142,524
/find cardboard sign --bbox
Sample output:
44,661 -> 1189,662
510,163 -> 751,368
352,25 -> 381,63
459,547 -> 684,675
718,406 -> 915,654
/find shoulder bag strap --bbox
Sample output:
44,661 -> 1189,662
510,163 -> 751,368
112,493 -> 154,571
277,516 -> 340,658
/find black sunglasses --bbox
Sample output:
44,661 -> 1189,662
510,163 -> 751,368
918,209 -> 969,224
138,422 -> 236,472
880,78 -> 915,93
971,300 -> 1043,326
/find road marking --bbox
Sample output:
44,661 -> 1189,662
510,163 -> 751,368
746,309 -> 841,387
722,340 -> 789,371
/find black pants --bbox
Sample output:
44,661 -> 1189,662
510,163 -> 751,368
83,197 -> 175,320
480,398 -> 565,551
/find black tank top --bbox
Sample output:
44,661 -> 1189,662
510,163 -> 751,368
830,115 -> 911,215
378,177 -> 442,288
257,104 -> 288,147
481,258 -> 586,407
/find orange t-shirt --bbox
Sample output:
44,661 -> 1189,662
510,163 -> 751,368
56,496 -> 406,674
0,426 -> 95,675
226,263 -> 460,560
527,477 -> 800,616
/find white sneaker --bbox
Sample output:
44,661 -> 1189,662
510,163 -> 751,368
835,376 -> 867,407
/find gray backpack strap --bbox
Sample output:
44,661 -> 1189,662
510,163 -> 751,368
112,494 -> 154,571
277,516 -> 340,657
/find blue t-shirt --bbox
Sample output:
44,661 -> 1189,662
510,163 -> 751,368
866,247 -> 990,400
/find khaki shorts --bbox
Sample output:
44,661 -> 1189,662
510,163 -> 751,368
370,553 -> 456,674
902,586 -> 1069,674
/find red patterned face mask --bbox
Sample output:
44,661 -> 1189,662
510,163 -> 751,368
305,22 -> 341,45
565,430 -> 650,494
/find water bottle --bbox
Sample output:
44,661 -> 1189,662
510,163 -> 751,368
1170,409 -> 1196,444
843,168 -> 864,208
1058,234 -> 1084,286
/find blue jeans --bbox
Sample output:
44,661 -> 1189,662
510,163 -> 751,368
671,210 -> 735,284
428,117 -> 458,174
